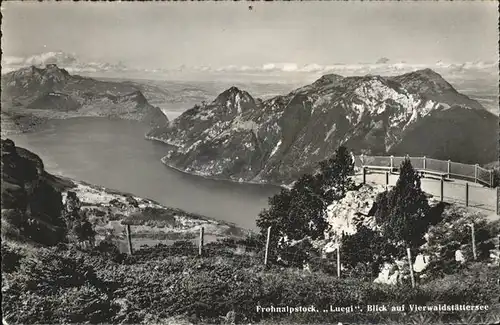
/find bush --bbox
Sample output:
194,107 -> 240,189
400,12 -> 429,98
1,243 -> 23,273
341,225 -> 398,278
423,210 -> 500,277
2,247 -> 113,324
94,240 -> 125,263
123,207 -> 178,227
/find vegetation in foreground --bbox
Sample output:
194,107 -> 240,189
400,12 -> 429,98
2,240 -> 499,325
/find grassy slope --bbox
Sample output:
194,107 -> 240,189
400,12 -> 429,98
2,239 -> 499,325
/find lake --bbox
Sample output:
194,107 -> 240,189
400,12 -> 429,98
8,117 -> 280,230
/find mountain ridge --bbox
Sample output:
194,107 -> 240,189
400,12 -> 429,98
1,64 -> 169,133
147,69 -> 496,184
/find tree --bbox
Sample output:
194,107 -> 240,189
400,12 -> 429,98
374,158 -> 431,256
256,145 -> 356,265
316,146 -> 355,202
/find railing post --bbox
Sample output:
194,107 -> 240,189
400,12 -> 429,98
385,171 -> 389,190
474,164 -> 478,183
125,224 -> 133,256
465,182 -> 469,207
490,170 -> 494,188
264,226 -> 271,267
198,227 -> 204,256
407,247 -> 416,288
447,160 -> 451,178
440,178 -> 444,202
362,167 -> 366,184
390,155 -> 394,170
497,187 -> 499,216
423,156 -> 426,170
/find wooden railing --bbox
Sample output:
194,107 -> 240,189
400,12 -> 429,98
354,155 -> 495,188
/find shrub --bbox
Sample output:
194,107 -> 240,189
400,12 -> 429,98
423,210 -> 500,277
341,225 -> 398,278
3,244 -> 499,325
2,247 -> 113,324
1,243 -> 23,273
123,207 -> 178,227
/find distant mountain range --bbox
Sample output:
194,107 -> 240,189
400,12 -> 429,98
147,69 -> 497,185
2,51 -> 497,114
1,64 -> 169,133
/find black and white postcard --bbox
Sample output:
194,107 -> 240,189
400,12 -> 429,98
1,1 -> 499,324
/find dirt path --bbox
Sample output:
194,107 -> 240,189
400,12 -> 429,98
353,172 -> 497,215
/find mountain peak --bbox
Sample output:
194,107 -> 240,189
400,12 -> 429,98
44,63 -> 70,76
411,68 -> 445,79
312,73 -> 345,87
216,86 -> 253,102
221,86 -> 251,97
211,86 -> 257,114
9,64 -> 71,83
390,68 -> 456,95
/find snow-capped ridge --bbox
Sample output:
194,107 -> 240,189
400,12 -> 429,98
146,67 -> 495,185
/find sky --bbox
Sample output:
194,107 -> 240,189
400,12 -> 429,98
1,1 -> 498,71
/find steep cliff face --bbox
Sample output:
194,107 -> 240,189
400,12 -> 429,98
147,69 -> 496,184
1,139 -> 69,245
1,64 -> 169,129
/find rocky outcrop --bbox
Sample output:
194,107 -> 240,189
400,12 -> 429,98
1,139 -> 67,245
1,64 -> 169,131
148,69 -> 496,184
324,184 -> 385,240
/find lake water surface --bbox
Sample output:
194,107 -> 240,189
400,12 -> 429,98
8,117 -> 280,230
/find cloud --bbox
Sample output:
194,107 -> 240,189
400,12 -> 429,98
203,61 -> 498,79
2,51 -> 497,83
1,51 -> 134,75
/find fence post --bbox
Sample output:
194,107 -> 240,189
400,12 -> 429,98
440,178 -> 444,202
198,227 -> 204,256
390,155 -> 394,170
362,167 -> 366,184
423,156 -> 426,170
264,226 -> 271,267
407,247 -> 416,288
497,187 -> 499,216
447,160 -> 451,178
490,170 -> 494,188
474,164 -> 478,183
385,171 -> 389,190
497,236 -> 500,267
125,224 -> 133,256
336,239 -> 341,278
465,182 -> 469,207
470,223 -> 477,261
